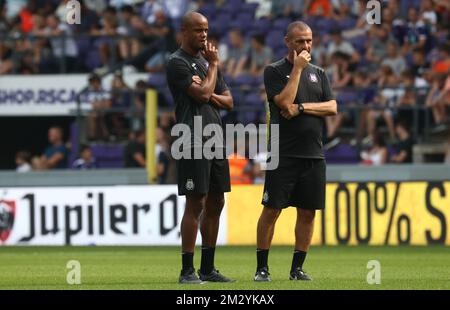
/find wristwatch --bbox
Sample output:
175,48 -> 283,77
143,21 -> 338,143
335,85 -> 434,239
298,103 -> 304,114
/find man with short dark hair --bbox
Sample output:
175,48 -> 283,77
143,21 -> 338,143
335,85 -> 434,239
166,12 -> 234,284
255,21 -> 337,282
40,127 -> 67,170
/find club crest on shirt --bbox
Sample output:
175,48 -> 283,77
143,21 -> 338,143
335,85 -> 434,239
186,179 -> 195,191
309,73 -> 318,83
262,191 -> 269,203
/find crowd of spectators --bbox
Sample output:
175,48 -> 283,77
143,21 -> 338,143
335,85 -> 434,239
3,0 -> 450,181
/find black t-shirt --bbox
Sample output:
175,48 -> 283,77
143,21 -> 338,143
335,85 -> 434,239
395,137 -> 414,163
264,58 -> 335,158
124,141 -> 146,167
166,48 -> 228,149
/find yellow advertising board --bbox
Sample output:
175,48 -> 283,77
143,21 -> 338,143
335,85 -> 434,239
226,182 -> 450,245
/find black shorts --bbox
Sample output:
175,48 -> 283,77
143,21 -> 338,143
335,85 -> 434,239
177,157 -> 231,196
262,157 -> 326,210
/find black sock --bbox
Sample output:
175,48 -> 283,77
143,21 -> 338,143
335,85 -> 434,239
182,252 -> 194,271
291,250 -> 307,272
200,247 -> 215,275
256,248 -> 269,270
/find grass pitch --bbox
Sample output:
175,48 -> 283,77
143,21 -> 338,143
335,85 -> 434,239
0,246 -> 449,290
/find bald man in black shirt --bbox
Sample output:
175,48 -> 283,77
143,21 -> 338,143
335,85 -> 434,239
166,12 -> 234,284
255,21 -> 337,282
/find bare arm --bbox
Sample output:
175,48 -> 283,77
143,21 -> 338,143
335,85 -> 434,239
391,150 -> 408,163
42,152 -> 65,169
303,100 -> 338,117
186,42 -> 219,104
273,50 -> 310,110
210,90 -> 234,110
133,152 -> 146,167
280,100 -> 337,119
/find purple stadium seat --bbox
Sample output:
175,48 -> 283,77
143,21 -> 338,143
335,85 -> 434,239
85,50 -> 102,71
220,0 -> 244,15
241,2 -> 259,15
316,18 -> 339,35
336,90 -> 359,105
245,92 -> 264,106
251,18 -> 272,35
198,3 -> 217,19
233,74 -> 259,88
162,87 -> 175,107
275,46 -> 288,60
272,18 -> 292,31
265,30 -> 285,49
325,143 -> 359,164
91,144 -> 125,168
347,35 -> 367,55
339,17 -> 357,30
147,73 -> 167,89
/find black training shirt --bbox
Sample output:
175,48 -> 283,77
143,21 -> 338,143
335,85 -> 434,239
166,48 -> 228,148
264,58 -> 335,158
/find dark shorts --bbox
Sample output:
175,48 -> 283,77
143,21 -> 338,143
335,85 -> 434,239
262,157 -> 326,210
177,157 -> 231,196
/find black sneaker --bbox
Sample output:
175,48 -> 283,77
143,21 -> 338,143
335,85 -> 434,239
179,268 -> 204,284
254,267 -> 271,282
289,267 -> 312,281
198,268 -> 235,282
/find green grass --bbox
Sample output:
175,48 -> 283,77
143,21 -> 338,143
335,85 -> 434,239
0,246 -> 449,290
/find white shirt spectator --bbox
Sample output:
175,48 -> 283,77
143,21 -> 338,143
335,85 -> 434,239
382,56 -> 407,77
327,41 -> 355,58
16,163 -> 32,173
48,24 -> 78,58
163,0 -> 191,20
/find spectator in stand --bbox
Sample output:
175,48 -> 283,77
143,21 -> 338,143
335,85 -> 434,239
224,28 -> 249,80
270,0 -> 304,19
72,144 -> 98,169
249,34 -> 273,79
117,5 -> 142,60
15,150 -> 32,172
124,130 -> 146,168
325,52 -> 352,145
86,73 -> 111,141
425,73 -> 449,129
140,0 -> 166,25
326,28 -> 360,64
40,14 -> 79,73
381,40 -> 407,77
129,80 -> 148,132
365,25 -> 390,66
402,7 -> 430,53
390,120 -> 414,163
228,141 -> 253,184
410,47 -> 431,78
93,11 -> 120,69
366,66 -> 400,142
360,132 -> 388,166
40,126 -> 68,170
432,43 -> 450,75
106,72 -> 133,141
305,0 -> 332,17
420,0 -> 438,32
